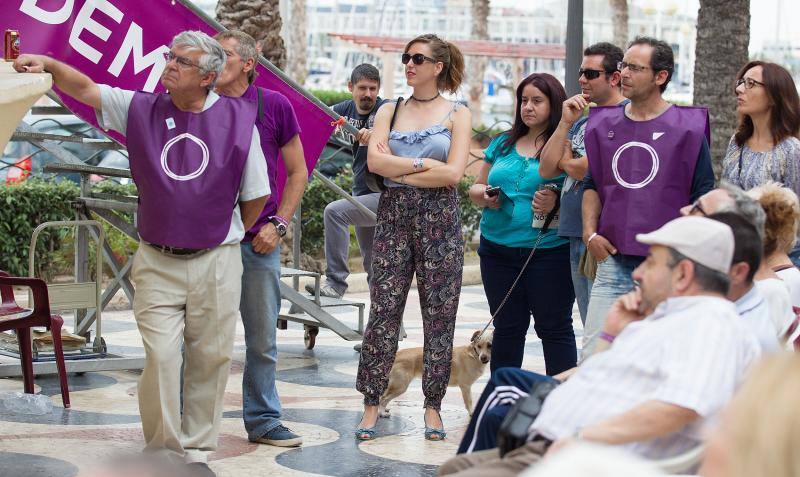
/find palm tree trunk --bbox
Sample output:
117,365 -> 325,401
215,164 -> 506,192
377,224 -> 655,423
693,0 -> 750,175
610,0 -> 629,49
469,0 -> 490,129
288,0 -> 308,85
216,0 -> 287,70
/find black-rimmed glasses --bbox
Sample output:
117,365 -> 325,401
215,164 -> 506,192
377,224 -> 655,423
617,61 -> 650,73
736,77 -> 765,90
163,51 -> 202,70
689,199 -> 708,217
401,53 -> 437,65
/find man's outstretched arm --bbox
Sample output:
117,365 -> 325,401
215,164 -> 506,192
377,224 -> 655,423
14,54 -> 101,110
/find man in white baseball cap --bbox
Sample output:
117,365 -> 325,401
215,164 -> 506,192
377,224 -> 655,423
438,215 -> 761,477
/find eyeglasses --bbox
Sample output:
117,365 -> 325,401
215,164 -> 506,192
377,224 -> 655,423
163,51 -> 202,70
617,61 -> 650,73
736,77 -> 765,90
401,53 -> 437,65
578,68 -> 609,80
689,199 -> 708,217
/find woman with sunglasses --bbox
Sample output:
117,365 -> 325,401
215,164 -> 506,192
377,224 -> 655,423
722,61 -> 800,264
355,34 -> 471,442
468,73 -> 576,375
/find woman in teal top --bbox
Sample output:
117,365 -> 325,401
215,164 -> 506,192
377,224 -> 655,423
469,73 -> 576,375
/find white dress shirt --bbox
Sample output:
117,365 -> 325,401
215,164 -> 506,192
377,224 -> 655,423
532,295 -> 761,459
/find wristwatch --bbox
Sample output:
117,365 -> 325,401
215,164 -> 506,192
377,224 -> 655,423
269,217 -> 287,237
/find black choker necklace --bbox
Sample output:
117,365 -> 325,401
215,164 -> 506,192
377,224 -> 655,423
407,92 -> 440,104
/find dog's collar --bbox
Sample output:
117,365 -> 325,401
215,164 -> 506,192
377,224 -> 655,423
467,345 -> 479,360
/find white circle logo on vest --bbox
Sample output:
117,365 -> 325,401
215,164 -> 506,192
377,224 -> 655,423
160,133 -> 209,181
611,141 -> 660,189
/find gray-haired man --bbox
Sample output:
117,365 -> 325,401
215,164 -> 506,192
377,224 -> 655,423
15,30 -> 269,474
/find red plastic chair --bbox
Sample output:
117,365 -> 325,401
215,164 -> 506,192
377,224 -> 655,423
0,271 -> 70,408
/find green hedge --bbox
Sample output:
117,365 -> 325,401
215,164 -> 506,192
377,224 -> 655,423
310,89 -> 352,107
1,175 -> 482,278
0,180 -> 79,277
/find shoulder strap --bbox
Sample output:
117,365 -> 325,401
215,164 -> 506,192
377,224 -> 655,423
389,97 -> 403,131
256,87 -> 264,123
437,101 -> 460,125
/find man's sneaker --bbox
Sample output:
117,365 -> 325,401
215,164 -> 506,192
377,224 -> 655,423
254,424 -> 303,447
304,283 -> 343,299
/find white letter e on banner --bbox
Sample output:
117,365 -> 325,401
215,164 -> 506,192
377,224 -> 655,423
20,0 -> 75,25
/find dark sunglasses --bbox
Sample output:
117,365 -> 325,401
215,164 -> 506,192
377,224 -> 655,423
578,68 -> 609,80
402,53 -> 437,65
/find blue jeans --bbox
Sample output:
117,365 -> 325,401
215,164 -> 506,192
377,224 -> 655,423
456,368 -> 556,454
240,242 -> 283,441
479,237 -> 576,375
582,254 -> 643,360
569,237 -> 593,325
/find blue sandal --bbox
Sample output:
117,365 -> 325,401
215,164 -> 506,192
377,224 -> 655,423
424,410 -> 446,441
355,427 -> 376,441
355,412 -> 377,441
424,427 -> 446,441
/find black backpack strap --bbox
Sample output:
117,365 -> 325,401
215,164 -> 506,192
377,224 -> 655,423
389,97 -> 403,131
257,87 -> 264,123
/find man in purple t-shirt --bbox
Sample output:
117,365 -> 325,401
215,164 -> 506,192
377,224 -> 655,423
215,31 -> 307,447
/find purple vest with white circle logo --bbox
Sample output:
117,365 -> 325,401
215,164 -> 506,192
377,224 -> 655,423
585,104 -> 709,256
127,91 -> 256,249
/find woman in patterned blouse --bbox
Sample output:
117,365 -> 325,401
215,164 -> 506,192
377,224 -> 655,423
723,61 -> 800,264
722,61 -> 800,194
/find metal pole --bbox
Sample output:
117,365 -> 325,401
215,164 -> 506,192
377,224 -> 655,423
312,170 -> 377,220
565,0 -> 584,97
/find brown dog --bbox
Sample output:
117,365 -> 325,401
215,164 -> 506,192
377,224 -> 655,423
378,330 -> 493,417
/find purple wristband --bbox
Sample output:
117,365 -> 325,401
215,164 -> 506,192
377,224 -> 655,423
271,215 -> 289,226
599,331 -> 616,344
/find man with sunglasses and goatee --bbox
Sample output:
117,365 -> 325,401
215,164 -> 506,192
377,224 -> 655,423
538,42 -> 628,330
578,36 -> 715,359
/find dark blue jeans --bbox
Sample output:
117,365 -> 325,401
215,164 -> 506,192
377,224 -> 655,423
478,236 -> 576,375
456,367 -> 556,454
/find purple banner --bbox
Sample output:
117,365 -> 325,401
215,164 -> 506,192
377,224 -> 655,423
2,0 -> 336,202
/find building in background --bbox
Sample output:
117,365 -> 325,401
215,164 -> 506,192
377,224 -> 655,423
195,0 -> 798,120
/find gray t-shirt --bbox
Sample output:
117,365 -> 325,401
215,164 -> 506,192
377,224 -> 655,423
96,85 -> 269,245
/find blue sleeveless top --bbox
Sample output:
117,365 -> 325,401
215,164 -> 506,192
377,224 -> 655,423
384,101 -> 459,188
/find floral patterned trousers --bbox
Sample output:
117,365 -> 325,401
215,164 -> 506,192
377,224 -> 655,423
356,186 -> 464,410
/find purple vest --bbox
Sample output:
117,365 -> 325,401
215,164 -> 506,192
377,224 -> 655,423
127,92 -> 256,248
586,105 -> 709,256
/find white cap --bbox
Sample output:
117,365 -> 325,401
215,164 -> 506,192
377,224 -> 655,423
636,216 -> 734,274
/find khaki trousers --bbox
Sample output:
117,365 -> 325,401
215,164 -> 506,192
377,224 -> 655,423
437,441 -> 549,477
132,243 -> 242,464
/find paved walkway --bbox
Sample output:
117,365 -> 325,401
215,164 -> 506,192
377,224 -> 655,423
0,284 -> 583,476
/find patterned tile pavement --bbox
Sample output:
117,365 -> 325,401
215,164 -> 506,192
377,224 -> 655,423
0,285 -> 583,476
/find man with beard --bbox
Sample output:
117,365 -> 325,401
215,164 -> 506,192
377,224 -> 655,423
305,64 -> 384,299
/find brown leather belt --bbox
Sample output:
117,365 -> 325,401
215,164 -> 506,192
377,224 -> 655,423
148,243 -> 209,257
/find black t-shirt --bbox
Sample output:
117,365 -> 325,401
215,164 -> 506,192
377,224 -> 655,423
332,97 -> 384,196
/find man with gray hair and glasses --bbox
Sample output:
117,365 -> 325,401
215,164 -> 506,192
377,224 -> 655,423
15,30 -> 270,475
682,183 -> 795,350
